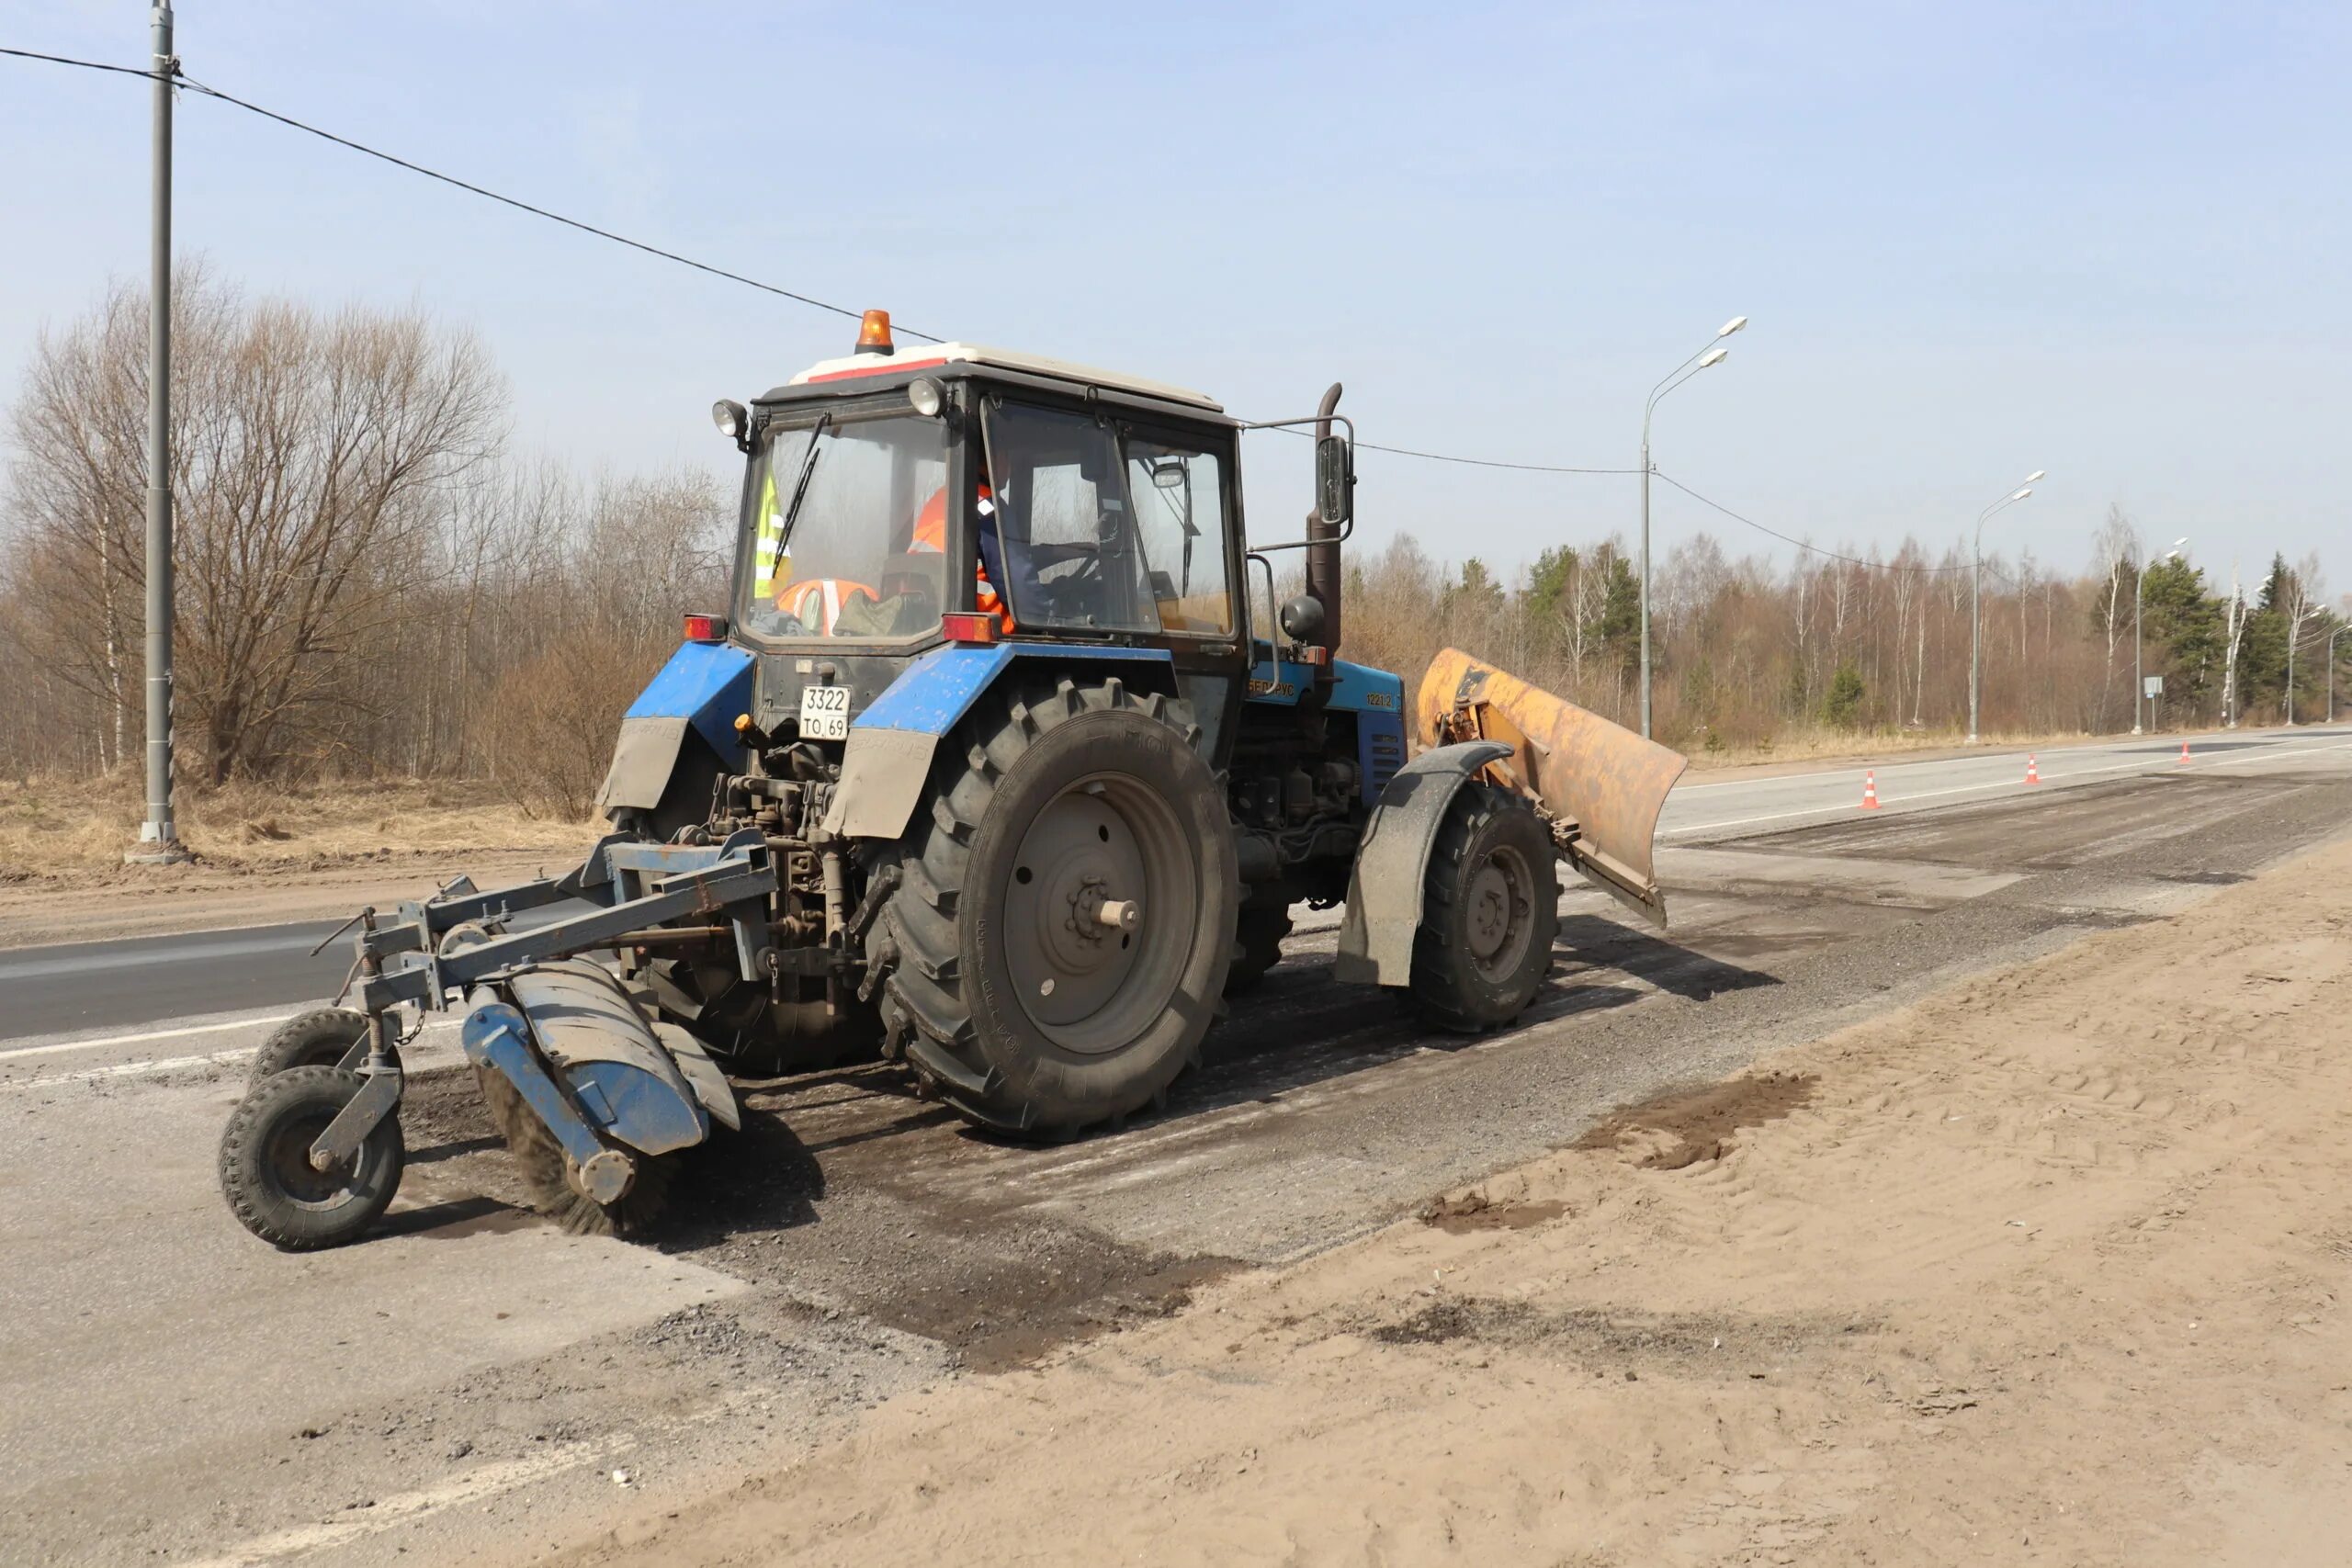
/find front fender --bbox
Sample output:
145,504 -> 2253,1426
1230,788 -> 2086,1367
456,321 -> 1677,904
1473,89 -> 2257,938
596,641 -> 754,815
1331,740 -> 1514,987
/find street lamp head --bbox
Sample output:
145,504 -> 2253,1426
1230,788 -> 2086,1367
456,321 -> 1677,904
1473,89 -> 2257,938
2011,487 -> 2033,502
1698,346 -> 1729,369
2169,536 -> 2188,550
2024,469 -> 2046,484
1716,315 -> 1749,338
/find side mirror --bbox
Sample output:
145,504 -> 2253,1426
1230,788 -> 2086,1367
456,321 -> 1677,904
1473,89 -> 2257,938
1315,435 -> 1352,525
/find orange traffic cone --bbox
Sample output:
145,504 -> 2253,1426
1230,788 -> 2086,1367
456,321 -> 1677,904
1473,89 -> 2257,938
2023,753 -> 2041,785
2177,739 -> 2191,766
1860,769 -> 1882,810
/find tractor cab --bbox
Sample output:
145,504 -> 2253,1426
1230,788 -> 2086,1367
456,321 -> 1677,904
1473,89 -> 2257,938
702,313 -> 1254,776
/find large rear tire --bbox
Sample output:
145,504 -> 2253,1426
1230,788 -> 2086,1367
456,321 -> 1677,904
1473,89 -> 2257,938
877,675 -> 1238,1138
1407,784 -> 1559,1032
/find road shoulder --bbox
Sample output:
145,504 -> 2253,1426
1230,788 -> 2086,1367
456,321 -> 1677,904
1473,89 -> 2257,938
536,832 -> 2352,1567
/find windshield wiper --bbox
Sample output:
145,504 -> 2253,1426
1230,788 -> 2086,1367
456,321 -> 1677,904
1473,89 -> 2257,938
775,413 -> 831,551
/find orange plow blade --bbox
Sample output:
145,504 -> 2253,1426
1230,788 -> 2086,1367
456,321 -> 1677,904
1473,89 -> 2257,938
1414,648 -> 1688,926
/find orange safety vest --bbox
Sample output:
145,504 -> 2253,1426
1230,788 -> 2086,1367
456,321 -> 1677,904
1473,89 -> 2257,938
912,484 -> 1014,632
778,577 -> 877,636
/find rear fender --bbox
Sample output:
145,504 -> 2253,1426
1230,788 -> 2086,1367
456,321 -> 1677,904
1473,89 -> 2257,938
1332,741 -> 1513,987
825,642 -> 1179,840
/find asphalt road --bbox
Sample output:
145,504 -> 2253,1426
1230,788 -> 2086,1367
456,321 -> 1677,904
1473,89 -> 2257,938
4,725 -> 2345,1048
3,724 -> 2349,1566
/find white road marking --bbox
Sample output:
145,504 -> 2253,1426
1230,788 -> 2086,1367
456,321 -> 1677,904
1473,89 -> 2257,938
2196,736 -> 2352,769
0,1048 -> 258,1089
1668,727 -> 2325,793
0,1011 -> 299,1063
175,1433 -> 635,1568
0,1020 -> 462,1091
178,1384 -> 774,1568
1664,732 -> 2352,838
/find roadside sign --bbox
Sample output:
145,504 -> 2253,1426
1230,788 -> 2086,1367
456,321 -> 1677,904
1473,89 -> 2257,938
2143,675 -> 2165,699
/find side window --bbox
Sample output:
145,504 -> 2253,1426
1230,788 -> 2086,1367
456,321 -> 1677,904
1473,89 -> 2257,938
1125,439 -> 1233,637
983,403 -> 1159,633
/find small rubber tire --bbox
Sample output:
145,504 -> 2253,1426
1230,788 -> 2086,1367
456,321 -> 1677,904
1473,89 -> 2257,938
246,1008 -> 390,1088
219,1065 -> 405,1251
1406,784 -> 1559,1032
1222,899 -> 1295,996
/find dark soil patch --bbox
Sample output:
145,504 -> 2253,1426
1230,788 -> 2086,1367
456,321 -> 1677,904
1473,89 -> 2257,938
1418,1190 -> 1570,1233
1572,1069 -> 1816,1169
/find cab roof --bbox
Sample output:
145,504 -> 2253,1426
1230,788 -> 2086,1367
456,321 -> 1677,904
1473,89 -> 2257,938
782,341 -> 1224,413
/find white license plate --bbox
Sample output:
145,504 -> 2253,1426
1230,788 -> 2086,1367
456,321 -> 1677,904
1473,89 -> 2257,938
798,683 -> 851,740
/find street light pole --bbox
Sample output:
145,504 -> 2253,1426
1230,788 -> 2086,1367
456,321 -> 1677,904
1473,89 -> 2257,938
1639,314 -> 1746,739
130,3 -> 188,863
2328,624 -> 2346,724
1966,472 -> 2043,745
2132,537 -> 2188,735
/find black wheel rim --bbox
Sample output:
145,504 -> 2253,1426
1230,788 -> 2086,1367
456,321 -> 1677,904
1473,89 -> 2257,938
263,1105 -> 374,1211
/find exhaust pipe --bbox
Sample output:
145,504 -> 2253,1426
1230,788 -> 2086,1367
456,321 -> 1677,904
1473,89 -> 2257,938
1302,381 -> 1345,660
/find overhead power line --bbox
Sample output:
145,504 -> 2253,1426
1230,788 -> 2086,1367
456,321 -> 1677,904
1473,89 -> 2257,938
1352,441 -> 1642,476
6,44 -> 1657,471
10,39 -> 2039,542
1651,469 -> 1980,577
3,44 -> 943,343
9,42 -> 1679,475
0,44 -> 153,78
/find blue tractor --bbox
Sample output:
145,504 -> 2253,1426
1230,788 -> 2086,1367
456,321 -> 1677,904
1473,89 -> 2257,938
217,312 -> 1685,1248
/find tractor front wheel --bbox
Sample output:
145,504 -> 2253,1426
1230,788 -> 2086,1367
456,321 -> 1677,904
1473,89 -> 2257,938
879,675 -> 1238,1138
1406,784 -> 1559,1032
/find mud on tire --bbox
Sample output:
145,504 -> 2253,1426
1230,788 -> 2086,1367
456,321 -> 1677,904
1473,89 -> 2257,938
218,1065 -> 405,1251
875,674 -> 1238,1138
1407,783 -> 1560,1032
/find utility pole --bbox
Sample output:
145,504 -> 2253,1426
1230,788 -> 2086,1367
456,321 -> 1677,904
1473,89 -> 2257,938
1966,473 -> 2041,744
130,3 -> 188,863
1639,436 -> 1651,738
1638,314 -> 1746,739
2328,624 -> 2345,725
2132,537 -> 2188,734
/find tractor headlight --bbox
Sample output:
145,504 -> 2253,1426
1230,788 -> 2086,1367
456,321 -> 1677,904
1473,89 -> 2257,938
907,377 -> 944,419
711,399 -> 749,443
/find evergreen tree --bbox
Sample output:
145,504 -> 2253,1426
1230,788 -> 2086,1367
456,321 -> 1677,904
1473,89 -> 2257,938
2138,557 -> 2224,702
1822,662 -> 1866,728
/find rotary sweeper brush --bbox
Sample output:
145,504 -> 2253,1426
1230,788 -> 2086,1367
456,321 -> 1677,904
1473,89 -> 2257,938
216,313 -> 1686,1250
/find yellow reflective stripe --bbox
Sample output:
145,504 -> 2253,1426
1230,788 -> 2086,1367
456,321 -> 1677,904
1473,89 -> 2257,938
752,471 -> 781,594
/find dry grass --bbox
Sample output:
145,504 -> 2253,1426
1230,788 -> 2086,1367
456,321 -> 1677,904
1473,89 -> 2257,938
0,718 -> 2179,881
0,773 -> 591,879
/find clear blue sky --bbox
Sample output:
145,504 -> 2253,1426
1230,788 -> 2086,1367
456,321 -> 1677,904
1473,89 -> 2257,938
4,1 -> 2346,590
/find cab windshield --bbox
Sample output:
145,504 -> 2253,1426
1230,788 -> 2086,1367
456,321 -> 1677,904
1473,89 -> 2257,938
741,411 -> 949,640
